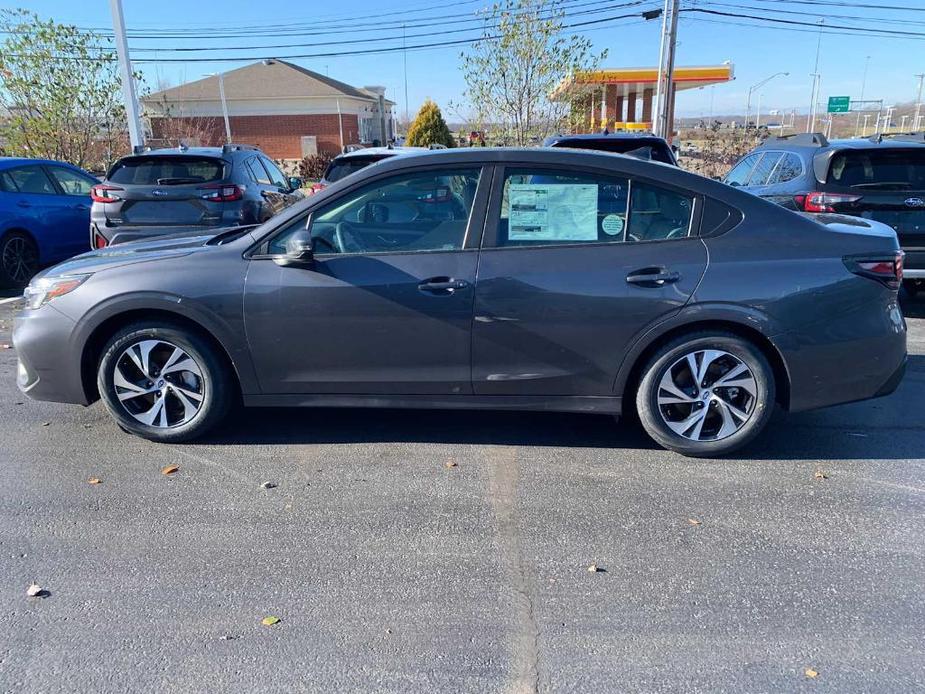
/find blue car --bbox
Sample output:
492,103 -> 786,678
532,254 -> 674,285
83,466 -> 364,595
0,158 -> 98,287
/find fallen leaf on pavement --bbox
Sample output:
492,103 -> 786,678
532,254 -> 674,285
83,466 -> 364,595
26,583 -> 46,598
805,667 -> 819,679
260,481 -> 277,489
587,563 -> 605,573
261,615 -> 281,626
88,477 -> 102,485
1,343 -> 11,349
814,470 -> 829,480
161,465 -> 179,475
444,461 -> 458,468
688,518 -> 702,526
41,422 -> 50,427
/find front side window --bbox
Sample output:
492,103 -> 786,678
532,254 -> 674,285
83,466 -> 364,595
724,153 -> 761,186
47,166 -> 96,196
6,166 -> 57,195
493,169 -> 692,248
246,157 -> 271,185
269,167 -> 481,255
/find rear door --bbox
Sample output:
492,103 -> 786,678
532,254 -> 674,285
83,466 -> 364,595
821,147 -> 925,265
103,155 -> 229,228
471,164 -> 707,397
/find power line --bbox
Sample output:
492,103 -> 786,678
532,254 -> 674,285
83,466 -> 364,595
686,7 -> 925,38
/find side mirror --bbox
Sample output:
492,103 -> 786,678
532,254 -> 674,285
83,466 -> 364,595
288,176 -> 303,191
274,229 -> 314,268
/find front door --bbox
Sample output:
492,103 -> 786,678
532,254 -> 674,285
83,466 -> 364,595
472,165 -> 708,396
244,164 -> 488,395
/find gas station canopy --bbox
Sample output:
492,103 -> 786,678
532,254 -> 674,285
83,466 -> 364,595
554,64 -> 735,132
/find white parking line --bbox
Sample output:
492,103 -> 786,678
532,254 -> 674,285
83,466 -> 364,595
0,296 -> 23,305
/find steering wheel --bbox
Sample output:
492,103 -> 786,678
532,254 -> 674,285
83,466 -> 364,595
664,225 -> 687,240
334,222 -> 366,254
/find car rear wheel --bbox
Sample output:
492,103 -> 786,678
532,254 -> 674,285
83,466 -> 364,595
635,332 -> 775,457
97,323 -> 233,443
0,231 -> 39,288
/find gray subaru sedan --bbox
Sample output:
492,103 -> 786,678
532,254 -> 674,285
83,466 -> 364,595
13,148 -> 907,457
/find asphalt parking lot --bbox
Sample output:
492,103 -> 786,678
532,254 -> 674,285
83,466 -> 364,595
0,292 -> 923,693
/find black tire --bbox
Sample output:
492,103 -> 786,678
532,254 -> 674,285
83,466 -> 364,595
96,322 -> 233,443
0,231 -> 39,288
635,332 -> 776,458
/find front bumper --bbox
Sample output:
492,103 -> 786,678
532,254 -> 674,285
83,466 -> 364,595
13,304 -> 90,405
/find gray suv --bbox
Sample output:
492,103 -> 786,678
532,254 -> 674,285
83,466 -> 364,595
15,148 -> 906,457
90,144 -> 303,247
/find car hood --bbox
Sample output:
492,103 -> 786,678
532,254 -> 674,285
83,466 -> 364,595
35,232 -> 221,280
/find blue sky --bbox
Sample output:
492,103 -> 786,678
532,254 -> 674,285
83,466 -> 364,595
7,0 -> 925,120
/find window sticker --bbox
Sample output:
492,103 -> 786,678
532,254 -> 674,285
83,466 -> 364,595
601,214 -> 625,236
508,184 -> 598,241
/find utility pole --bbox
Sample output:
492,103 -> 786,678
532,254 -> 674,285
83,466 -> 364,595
807,18 -> 824,133
854,55 -> 870,137
109,0 -> 144,150
217,73 -> 232,142
402,24 -> 410,126
913,75 -> 924,130
653,0 -> 680,142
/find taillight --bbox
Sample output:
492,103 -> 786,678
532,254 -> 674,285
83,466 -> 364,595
844,251 -> 904,290
796,191 -> 862,213
93,232 -> 108,249
90,184 -> 123,203
198,183 -> 244,202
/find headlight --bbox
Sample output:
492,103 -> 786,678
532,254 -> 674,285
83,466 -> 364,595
23,274 -> 91,310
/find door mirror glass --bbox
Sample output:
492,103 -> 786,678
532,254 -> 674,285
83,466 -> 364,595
274,228 -> 314,267
288,176 -> 303,191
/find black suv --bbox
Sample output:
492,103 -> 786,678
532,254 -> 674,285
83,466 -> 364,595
725,132 -> 925,296
544,133 -> 678,166
90,144 -> 303,247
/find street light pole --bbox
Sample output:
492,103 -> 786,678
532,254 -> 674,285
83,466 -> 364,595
807,18 -> 824,133
109,0 -> 144,150
746,72 -> 788,128
914,73 -> 925,131
854,55 -> 870,137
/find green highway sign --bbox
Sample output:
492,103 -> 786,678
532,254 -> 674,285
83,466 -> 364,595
827,96 -> 851,113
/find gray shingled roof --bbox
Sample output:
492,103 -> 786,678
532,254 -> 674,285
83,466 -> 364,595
144,59 -> 393,104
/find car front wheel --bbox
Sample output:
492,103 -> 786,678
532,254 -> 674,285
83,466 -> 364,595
0,231 -> 39,288
97,323 -> 233,442
635,332 -> 776,457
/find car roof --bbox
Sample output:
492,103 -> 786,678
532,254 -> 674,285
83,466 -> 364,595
335,146 -> 429,160
124,147 -> 231,157
544,133 -> 668,145
0,157 -> 84,168
757,134 -> 925,153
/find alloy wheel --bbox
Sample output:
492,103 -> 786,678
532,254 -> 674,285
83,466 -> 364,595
113,339 -> 205,428
1,236 -> 38,285
656,349 -> 758,442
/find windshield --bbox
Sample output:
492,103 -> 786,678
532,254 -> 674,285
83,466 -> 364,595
553,139 -> 675,165
323,155 -> 392,183
827,148 -> 925,190
108,156 -> 226,186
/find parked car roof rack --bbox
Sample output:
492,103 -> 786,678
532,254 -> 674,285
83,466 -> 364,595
868,131 -> 925,144
132,145 -> 152,155
221,143 -> 259,154
428,143 -> 448,150
763,132 -> 829,147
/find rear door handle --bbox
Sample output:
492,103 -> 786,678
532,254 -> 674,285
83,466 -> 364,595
626,268 -> 681,286
418,277 -> 470,294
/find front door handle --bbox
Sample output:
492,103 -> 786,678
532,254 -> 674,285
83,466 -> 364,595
626,267 -> 681,287
418,277 -> 470,294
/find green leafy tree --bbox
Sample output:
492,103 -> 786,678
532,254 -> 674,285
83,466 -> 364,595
460,0 -> 606,146
406,99 -> 456,148
0,9 -> 130,169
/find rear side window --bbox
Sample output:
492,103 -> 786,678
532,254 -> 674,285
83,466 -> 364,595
47,166 -> 96,195
553,139 -> 675,165
260,156 -> 288,188
324,156 -> 390,183
494,169 -> 692,248
747,152 -> 783,186
724,153 -> 761,186
6,166 -> 57,195
107,156 -> 226,185
827,148 -> 925,190
769,153 -> 803,184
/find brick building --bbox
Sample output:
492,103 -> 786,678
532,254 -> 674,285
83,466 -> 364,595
143,59 -> 395,163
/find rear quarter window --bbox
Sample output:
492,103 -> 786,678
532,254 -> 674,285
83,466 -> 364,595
108,156 -> 226,185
